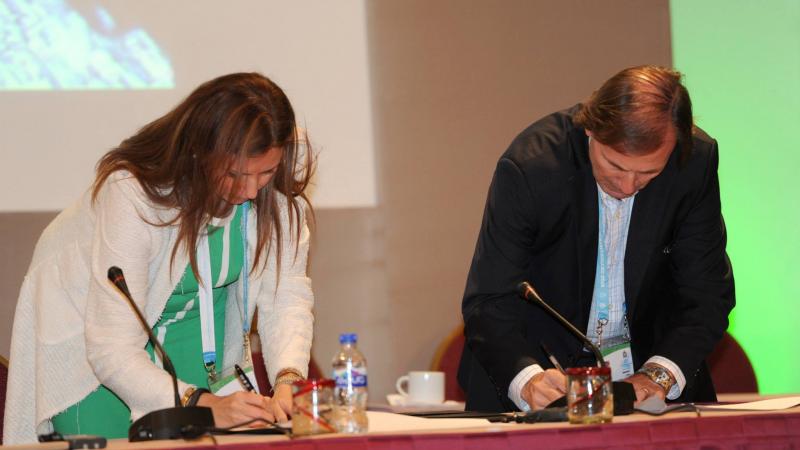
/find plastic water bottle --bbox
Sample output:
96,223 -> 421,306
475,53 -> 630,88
331,333 -> 369,433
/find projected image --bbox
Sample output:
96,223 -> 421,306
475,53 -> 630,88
1,0 -> 174,90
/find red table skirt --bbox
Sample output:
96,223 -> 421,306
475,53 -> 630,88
163,411 -> 800,450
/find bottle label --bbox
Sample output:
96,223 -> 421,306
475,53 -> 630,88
333,367 -> 368,388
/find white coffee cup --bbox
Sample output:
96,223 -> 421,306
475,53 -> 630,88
395,371 -> 445,404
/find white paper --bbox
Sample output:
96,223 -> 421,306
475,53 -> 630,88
386,393 -> 465,409
366,411 -> 492,433
212,367 -> 260,397
698,396 -> 800,411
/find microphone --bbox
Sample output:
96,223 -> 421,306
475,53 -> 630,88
517,282 -> 604,367
108,266 -> 181,407
516,281 -> 635,415
107,266 -> 214,441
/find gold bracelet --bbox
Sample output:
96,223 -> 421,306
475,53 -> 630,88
276,368 -> 304,379
180,386 -> 197,407
273,370 -> 304,392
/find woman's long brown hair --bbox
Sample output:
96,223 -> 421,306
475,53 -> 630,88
92,72 -> 314,281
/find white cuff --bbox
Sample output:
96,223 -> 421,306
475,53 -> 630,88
508,364 -> 544,411
645,355 -> 686,400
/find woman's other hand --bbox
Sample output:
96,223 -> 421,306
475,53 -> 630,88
266,384 -> 294,423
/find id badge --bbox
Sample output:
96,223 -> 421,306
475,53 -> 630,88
601,341 -> 634,381
208,364 -> 261,395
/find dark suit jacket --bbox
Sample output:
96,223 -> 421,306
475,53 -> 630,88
459,105 -> 735,412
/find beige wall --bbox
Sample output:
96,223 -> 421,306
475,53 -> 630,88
362,0 -> 672,398
0,0 -> 672,402
0,213 -> 57,360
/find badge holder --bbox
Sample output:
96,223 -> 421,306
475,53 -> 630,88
600,339 -> 635,381
209,363 -> 261,395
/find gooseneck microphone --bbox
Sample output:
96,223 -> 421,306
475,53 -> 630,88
107,266 -> 214,441
517,281 -> 605,367
516,281 -> 635,415
108,266 -> 181,407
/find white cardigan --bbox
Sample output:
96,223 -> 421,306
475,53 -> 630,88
3,171 -> 314,444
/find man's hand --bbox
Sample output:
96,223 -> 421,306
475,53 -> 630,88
521,369 -> 567,410
623,373 -> 667,404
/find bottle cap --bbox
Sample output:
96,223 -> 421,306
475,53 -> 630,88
339,333 -> 358,344
292,378 -> 335,397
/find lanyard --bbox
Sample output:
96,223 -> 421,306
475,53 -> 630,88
593,191 -> 632,346
198,203 -> 251,381
240,202 -> 253,363
241,201 -> 250,336
197,229 -> 217,379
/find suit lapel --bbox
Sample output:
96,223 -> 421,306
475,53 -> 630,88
567,130 -> 598,332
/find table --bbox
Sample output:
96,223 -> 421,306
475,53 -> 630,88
7,397 -> 800,450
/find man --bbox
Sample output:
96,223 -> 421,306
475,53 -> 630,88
459,65 -> 735,412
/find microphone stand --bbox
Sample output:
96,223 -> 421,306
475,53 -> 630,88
108,266 -> 215,441
517,281 -> 636,415
518,282 -> 605,367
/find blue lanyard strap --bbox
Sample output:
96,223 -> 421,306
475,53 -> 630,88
596,193 -> 611,323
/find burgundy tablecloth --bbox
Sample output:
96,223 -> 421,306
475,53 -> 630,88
148,411 -> 800,450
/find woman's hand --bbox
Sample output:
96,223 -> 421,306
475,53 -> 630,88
196,391 -> 275,428
267,384 -> 294,423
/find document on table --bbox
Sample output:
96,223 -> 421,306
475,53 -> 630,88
366,411 -> 493,433
699,396 -> 800,411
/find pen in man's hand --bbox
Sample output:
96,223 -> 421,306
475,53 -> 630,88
540,342 -> 565,374
234,364 -> 256,392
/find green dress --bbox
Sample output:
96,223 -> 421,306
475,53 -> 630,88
52,206 -> 244,438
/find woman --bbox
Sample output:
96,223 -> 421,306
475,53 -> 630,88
3,72 -> 315,443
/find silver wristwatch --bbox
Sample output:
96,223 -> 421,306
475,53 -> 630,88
637,364 -> 675,393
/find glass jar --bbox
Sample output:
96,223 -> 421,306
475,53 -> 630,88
565,366 -> 613,424
291,378 -> 336,436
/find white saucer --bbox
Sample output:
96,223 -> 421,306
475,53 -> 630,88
386,393 -> 465,410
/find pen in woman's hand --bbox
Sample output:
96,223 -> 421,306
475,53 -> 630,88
234,364 -> 257,392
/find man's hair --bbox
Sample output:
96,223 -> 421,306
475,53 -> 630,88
574,65 -> 693,158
